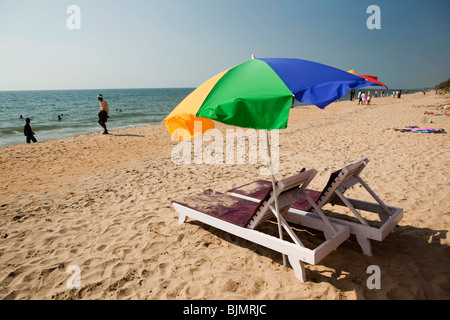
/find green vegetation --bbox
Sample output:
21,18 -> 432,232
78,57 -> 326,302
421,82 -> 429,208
435,78 -> 450,92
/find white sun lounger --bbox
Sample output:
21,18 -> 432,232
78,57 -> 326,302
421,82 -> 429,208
172,169 -> 350,282
228,158 -> 403,256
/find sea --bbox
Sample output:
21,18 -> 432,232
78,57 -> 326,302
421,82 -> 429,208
0,88 -> 194,148
0,87 -> 420,148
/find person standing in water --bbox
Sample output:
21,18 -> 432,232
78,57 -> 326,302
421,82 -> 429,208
97,94 -> 109,134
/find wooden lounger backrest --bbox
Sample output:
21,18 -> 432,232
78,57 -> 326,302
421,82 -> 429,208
246,169 -> 317,229
316,157 -> 370,207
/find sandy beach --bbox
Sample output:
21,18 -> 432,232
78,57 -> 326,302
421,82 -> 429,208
0,92 -> 449,300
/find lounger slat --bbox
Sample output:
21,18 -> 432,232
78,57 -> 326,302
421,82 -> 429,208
173,189 -> 260,227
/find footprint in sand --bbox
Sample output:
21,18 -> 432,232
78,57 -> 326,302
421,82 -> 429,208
96,244 -> 107,251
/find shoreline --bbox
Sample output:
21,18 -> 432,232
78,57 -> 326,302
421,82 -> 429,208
0,121 -> 166,150
0,90 -> 426,150
1,92 -> 449,300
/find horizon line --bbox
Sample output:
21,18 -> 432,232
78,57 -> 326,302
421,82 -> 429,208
0,87 -> 197,92
0,86 -> 433,92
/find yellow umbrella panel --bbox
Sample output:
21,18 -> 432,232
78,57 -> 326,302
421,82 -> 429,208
164,69 -> 229,141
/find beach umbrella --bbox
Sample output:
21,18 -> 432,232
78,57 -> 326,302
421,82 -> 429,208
348,70 -> 388,89
164,56 -> 384,265
357,75 -> 388,89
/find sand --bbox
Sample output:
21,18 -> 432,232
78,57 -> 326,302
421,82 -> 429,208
0,92 -> 449,300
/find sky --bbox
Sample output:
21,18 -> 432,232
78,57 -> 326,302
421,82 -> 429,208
0,0 -> 449,91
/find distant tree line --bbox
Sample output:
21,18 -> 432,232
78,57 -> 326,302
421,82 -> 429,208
435,78 -> 450,92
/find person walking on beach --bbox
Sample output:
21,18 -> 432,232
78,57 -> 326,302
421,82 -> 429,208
24,118 -> 37,144
367,91 -> 371,105
361,91 -> 367,105
357,90 -> 362,105
97,94 -> 109,134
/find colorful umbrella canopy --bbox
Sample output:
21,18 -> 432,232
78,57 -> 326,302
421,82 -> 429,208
357,75 -> 388,89
348,70 -> 388,89
164,57 -> 384,140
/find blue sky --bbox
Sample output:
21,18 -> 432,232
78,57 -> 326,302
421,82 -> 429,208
0,0 -> 449,90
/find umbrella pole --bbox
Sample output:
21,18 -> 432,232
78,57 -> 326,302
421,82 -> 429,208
265,131 -> 287,268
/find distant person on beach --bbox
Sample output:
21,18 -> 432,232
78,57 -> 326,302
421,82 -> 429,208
367,91 -> 371,105
398,90 -> 402,99
361,91 -> 367,105
97,94 -> 109,134
357,90 -> 362,105
24,118 -> 37,144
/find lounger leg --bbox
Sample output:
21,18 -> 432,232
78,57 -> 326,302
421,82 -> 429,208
356,234 -> 372,256
288,255 -> 306,282
179,214 -> 187,224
